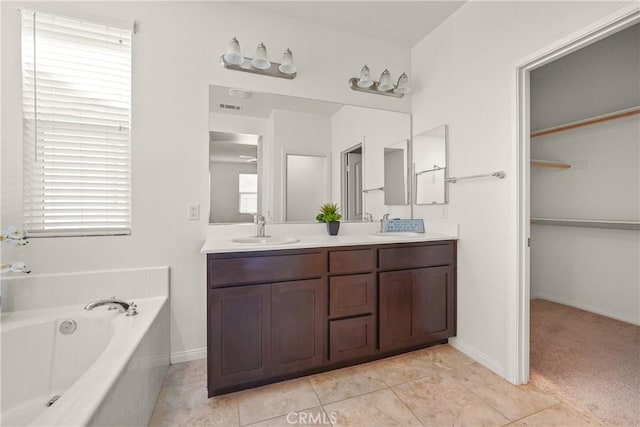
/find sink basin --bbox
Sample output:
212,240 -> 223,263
370,232 -> 425,238
231,236 -> 299,245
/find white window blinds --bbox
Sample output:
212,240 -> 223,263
21,10 -> 132,237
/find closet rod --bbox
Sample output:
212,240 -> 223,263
531,218 -> 640,231
531,106 -> 640,138
446,171 -> 505,184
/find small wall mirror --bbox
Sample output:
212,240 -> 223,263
414,125 -> 448,204
384,139 -> 410,205
209,85 -> 411,223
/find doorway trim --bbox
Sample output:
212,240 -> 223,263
340,141 -> 364,221
511,4 -> 640,384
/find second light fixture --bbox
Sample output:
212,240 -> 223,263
221,37 -> 297,79
350,65 -> 409,98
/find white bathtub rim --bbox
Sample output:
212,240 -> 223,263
23,296 -> 168,427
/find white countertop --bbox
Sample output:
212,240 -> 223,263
200,232 -> 458,254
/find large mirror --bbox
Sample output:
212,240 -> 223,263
413,125 -> 448,204
209,86 -> 411,223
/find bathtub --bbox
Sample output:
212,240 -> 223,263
1,296 -> 169,426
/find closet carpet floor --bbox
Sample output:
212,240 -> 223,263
530,299 -> 640,427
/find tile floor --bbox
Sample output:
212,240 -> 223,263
149,344 -> 603,426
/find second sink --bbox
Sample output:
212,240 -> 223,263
231,236 -> 299,245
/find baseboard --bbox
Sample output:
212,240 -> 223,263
448,337 -> 506,378
171,347 -> 206,364
533,293 -> 640,326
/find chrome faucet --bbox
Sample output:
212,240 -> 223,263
84,297 -> 138,316
380,213 -> 390,233
253,213 -> 269,238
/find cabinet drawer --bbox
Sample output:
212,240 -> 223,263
208,252 -> 324,287
329,316 -> 375,362
378,243 -> 453,270
329,274 -> 375,318
329,249 -> 374,274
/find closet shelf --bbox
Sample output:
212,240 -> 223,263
531,218 -> 640,231
531,160 -> 571,169
530,106 -> 640,138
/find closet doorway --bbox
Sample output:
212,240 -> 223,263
515,7 -> 639,427
341,143 -> 364,221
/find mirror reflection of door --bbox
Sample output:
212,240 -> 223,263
285,153 -> 329,222
209,132 -> 261,223
341,144 -> 363,221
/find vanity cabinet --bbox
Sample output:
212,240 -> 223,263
207,240 -> 456,396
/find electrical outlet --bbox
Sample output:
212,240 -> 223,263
188,203 -> 200,220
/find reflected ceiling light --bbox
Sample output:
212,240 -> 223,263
220,38 -> 297,80
349,65 -> 409,98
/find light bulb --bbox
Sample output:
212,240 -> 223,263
357,65 -> 374,88
278,48 -> 297,74
395,73 -> 410,94
378,69 -> 394,92
223,37 -> 244,65
251,42 -> 271,70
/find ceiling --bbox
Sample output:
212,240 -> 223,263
240,1 -> 466,48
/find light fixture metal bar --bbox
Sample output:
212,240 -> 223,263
221,55 -> 296,80
348,77 -> 404,98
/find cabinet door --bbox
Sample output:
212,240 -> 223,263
208,284 -> 271,391
271,279 -> 325,375
379,266 -> 454,352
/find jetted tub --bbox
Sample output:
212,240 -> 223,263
0,296 -> 169,426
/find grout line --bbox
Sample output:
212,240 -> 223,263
387,386 -> 426,426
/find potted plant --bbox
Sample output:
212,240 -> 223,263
316,203 -> 342,236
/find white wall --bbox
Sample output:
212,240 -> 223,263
330,105 -> 411,220
1,1 -> 410,362
411,1 -> 632,377
529,24 -> 640,325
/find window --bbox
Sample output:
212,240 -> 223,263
21,11 -> 132,237
238,173 -> 258,214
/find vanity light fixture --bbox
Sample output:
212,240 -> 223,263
220,37 -> 297,80
349,65 -> 409,98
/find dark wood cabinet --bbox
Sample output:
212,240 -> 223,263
379,266 -> 455,352
207,240 -> 456,396
208,284 -> 271,389
271,279 -> 325,375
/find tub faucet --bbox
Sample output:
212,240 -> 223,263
253,213 -> 269,238
84,298 -> 137,316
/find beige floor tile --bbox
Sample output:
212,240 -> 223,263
393,372 -> 510,427
309,364 -> 388,404
151,381 -> 239,426
154,380 -> 210,411
324,389 -> 422,427
451,363 -> 558,421
237,378 -> 321,425
417,344 -> 477,371
509,404 -> 601,426
164,359 -> 207,387
367,351 -> 441,387
246,406 -> 332,427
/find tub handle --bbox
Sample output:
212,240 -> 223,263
126,302 -> 138,317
